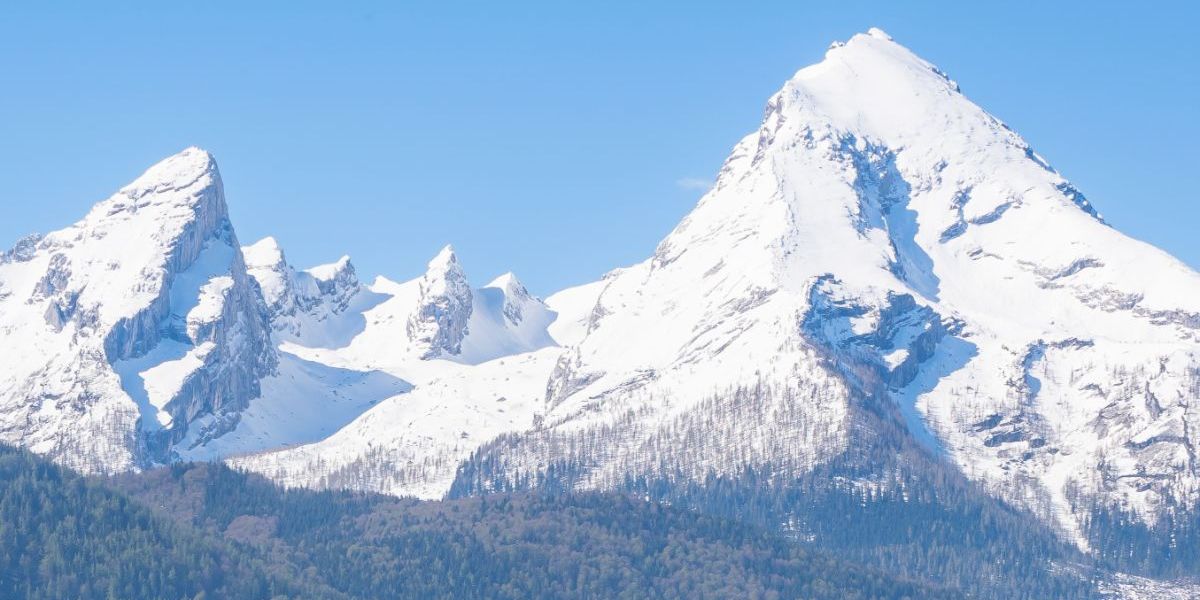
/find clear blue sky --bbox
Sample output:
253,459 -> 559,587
2,2 -> 1196,294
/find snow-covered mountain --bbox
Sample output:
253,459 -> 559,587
241,236 -> 362,343
0,148 -> 276,472
1,28 -> 1198,590
226,243 -> 570,497
282,29 -> 1200,555
236,30 -> 1200,553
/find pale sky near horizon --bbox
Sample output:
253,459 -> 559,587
2,2 -> 1197,294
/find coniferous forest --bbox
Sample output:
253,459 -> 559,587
1,444 -> 948,599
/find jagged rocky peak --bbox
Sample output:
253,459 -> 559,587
0,146 -> 276,472
425,244 -> 465,280
104,147 -> 276,439
407,244 -> 473,358
242,236 -> 293,313
112,146 -> 221,206
242,236 -> 362,335
486,271 -> 536,325
306,254 -> 359,304
31,146 -> 262,359
34,147 -> 234,337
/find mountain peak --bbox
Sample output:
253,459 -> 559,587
78,146 -> 227,240
307,255 -> 354,282
420,244 -> 468,292
243,236 -> 286,269
785,29 -> 960,129
408,244 -> 473,359
864,26 -> 893,41
427,244 -> 459,271
117,146 -> 219,200
0,147 -> 275,471
486,271 -> 526,295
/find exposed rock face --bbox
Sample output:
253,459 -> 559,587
242,237 -> 362,340
407,245 -> 473,359
242,237 -> 296,318
307,256 -> 360,315
0,147 -> 275,472
488,272 -> 534,326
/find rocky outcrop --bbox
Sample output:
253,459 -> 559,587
0,147 -> 275,470
407,245 -> 473,359
243,236 -> 363,339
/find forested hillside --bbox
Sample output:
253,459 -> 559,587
112,461 -> 948,599
0,445 -> 328,599
0,444 -> 945,599
450,401 -> 1104,599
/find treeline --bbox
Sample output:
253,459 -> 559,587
1,444 -> 946,599
449,389 -> 1105,599
449,366 -> 1200,597
456,453 -> 1101,599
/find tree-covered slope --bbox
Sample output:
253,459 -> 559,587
449,397 -> 1103,599
0,445 -> 329,600
109,461 -> 950,600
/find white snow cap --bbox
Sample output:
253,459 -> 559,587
243,237 -> 287,268
486,272 -> 526,293
118,146 -> 218,200
307,255 -> 353,281
427,244 -> 458,270
416,244 -> 470,305
866,27 -> 893,40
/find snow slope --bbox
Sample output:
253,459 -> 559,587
228,245 -> 574,495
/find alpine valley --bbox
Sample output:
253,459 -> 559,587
2,29 -> 1198,598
